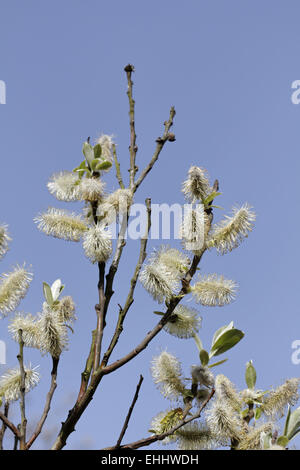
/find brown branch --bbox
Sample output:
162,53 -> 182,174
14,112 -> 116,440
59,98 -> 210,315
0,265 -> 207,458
17,329 -> 27,450
25,357 -> 59,450
124,64 -> 138,189
133,106 -> 176,193
112,143 -> 125,189
104,388 -> 215,450
101,198 -> 152,368
0,410 -> 20,442
76,330 -> 96,403
93,262 -> 106,372
0,401 -> 9,449
115,375 -> 144,448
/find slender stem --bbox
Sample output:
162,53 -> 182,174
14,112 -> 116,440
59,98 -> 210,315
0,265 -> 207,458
25,357 -> 59,450
17,329 -> 27,450
77,330 -> 96,403
112,144 -> 125,189
93,262 -> 106,372
133,106 -> 176,193
101,198 -> 151,368
115,375 -> 144,448
104,388 -> 215,450
0,412 -> 20,440
124,64 -> 138,189
0,406 -> 20,444
0,402 -> 9,450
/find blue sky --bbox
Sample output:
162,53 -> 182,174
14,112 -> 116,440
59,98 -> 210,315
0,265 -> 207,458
1,0 -> 300,449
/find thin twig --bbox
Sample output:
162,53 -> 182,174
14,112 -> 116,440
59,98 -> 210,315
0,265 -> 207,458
104,388 -> 215,450
124,64 -> 138,189
133,106 -> 176,193
101,198 -> 152,368
25,357 -> 59,450
0,407 -> 20,443
77,330 -> 96,403
116,375 -> 144,448
112,143 -> 125,189
17,329 -> 27,450
93,262 -> 106,372
0,401 -> 9,449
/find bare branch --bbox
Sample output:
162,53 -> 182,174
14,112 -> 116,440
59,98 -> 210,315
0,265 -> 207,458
104,388 -> 215,450
124,64 -> 138,189
93,262 -> 106,372
116,374 -> 144,448
133,106 -> 176,193
25,357 -> 59,450
17,329 -> 27,450
112,143 -> 125,189
101,198 -> 152,368
0,410 -> 20,442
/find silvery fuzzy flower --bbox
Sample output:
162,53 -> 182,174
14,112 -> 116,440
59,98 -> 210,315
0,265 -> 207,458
262,378 -> 300,418
78,177 -> 105,202
95,134 -> 114,167
179,205 -> 207,253
215,374 -> 241,412
97,189 -> 133,225
0,366 -> 40,402
0,224 -> 11,260
176,422 -> 217,450
206,204 -> 256,254
191,365 -> 214,388
0,265 -> 33,316
191,274 -> 237,307
152,246 -> 190,279
238,423 -> 274,450
240,388 -> 265,405
205,400 -> 242,444
37,304 -> 68,358
83,224 -> 112,263
150,408 -> 184,444
139,263 -> 179,303
8,313 -> 41,348
182,166 -> 211,202
35,208 -> 88,241
163,305 -> 202,339
151,351 -> 186,400
47,171 -> 81,202
55,296 -> 76,324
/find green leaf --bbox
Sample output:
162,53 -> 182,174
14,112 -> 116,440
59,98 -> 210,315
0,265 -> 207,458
90,158 -> 102,172
51,279 -> 64,302
211,322 -> 234,350
95,160 -> 112,171
245,360 -> 257,390
254,407 -> 262,420
284,405 -> 291,437
82,141 -> 94,168
199,349 -> 209,366
210,328 -> 244,358
94,143 -> 102,159
241,408 -> 249,419
286,406 -> 300,441
276,436 -> 289,448
43,282 -> 54,307
203,191 -> 222,206
193,333 -> 204,353
208,358 -> 228,368
153,311 -> 165,316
